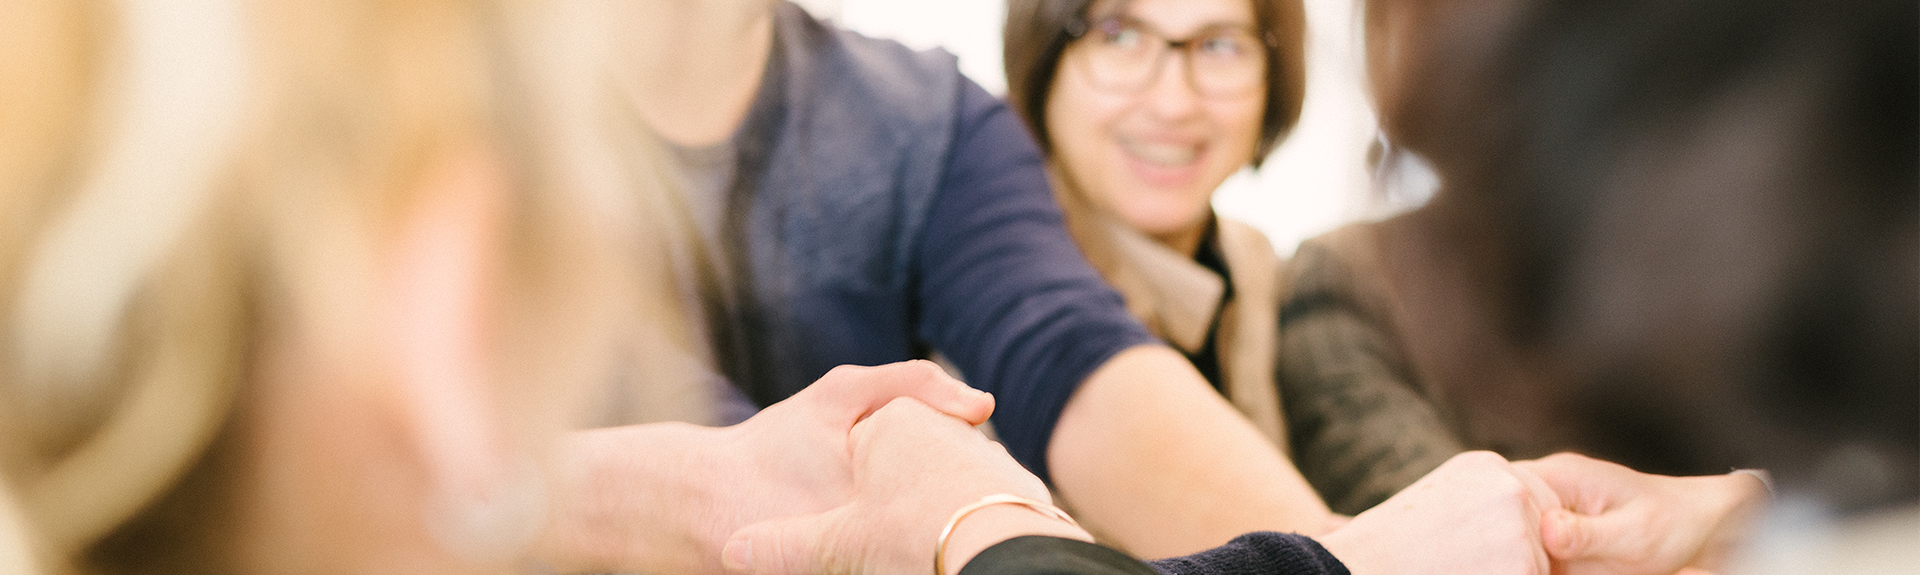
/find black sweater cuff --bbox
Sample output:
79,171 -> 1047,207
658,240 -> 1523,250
958,532 -> 1348,575
960,536 -> 1158,575
1149,532 -> 1350,575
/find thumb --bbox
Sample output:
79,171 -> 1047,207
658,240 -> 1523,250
723,514 -> 834,575
810,361 -> 995,426
1541,508 -> 1597,562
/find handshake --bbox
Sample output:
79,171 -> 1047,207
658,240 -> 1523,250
541,361 -> 1769,575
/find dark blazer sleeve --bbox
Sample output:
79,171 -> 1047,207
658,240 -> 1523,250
959,536 -> 1158,575
916,79 -> 1157,483
959,533 -> 1348,575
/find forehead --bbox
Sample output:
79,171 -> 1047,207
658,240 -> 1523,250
1098,0 -> 1257,35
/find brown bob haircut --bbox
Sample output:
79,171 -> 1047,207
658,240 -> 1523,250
1003,0 -> 1308,167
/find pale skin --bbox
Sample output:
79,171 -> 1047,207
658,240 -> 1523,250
1045,0 -> 1267,258
532,361 -> 998,574
717,392 -> 1770,575
1517,453 -> 1770,575
723,397 -> 1095,575
225,148 -> 574,573
723,395 -> 1561,575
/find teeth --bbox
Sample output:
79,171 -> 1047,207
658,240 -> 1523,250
1119,136 -> 1198,166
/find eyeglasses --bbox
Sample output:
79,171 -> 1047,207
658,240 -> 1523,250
1066,16 -> 1268,97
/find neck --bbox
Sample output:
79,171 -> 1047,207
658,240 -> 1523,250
1155,224 -> 1208,260
618,0 -> 777,146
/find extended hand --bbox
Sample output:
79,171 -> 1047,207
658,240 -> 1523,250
723,397 -> 1087,575
1515,453 -> 1768,575
1318,451 -> 1558,575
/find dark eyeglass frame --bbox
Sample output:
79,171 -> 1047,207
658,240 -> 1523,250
1063,13 -> 1275,97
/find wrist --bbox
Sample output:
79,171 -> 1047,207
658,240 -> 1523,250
533,425 -> 712,573
531,429 -> 647,572
938,497 -> 1092,575
1313,525 -> 1381,575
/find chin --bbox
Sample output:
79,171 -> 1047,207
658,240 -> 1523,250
1122,208 -> 1208,241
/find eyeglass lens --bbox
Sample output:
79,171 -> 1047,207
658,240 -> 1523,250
1075,17 -> 1265,96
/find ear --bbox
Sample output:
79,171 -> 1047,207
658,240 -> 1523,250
0,479 -> 42,575
385,149 -> 545,565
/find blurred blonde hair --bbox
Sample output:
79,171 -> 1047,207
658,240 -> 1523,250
0,0 -> 688,571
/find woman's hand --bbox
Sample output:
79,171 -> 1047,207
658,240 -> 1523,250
1318,451 -> 1558,575
722,397 -> 1091,575
1515,453 -> 1768,575
535,361 -> 996,574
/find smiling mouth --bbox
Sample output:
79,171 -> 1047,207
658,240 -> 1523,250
1118,135 -> 1201,167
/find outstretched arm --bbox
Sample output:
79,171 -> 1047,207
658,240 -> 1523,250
724,402 -> 1555,575
1048,345 -> 1338,558
1515,452 -> 1769,575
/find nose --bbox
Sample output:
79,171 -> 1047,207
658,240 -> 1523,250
1141,51 -> 1203,120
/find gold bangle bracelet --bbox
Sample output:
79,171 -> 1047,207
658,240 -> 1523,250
934,494 -> 1081,575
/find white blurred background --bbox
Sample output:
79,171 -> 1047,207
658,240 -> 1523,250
792,0 -> 1395,255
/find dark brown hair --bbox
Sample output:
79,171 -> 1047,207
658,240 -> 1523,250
1393,0 -> 1916,503
1003,0 -> 1307,166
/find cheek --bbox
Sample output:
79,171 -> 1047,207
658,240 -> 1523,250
234,330 -> 451,573
1044,70 -> 1127,170
1213,97 -> 1267,162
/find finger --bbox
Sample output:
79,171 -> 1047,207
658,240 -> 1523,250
805,361 -> 994,425
1509,464 -> 1566,517
1540,508 -> 1587,561
1540,508 -> 1641,565
723,514 -> 831,575
1514,452 -> 1631,515
849,397 -> 987,461
1506,464 -> 1563,575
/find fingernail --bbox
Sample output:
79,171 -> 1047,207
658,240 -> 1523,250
723,538 -> 754,572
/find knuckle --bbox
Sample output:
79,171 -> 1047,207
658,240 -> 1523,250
899,359 -> 953,385
901,358 -> 940,374
823,363 -> 865,379
1540,452 -> 1594,469
1449,450 -> 1510,471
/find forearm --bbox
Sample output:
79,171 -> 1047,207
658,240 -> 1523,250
1047,345 -> 1336,559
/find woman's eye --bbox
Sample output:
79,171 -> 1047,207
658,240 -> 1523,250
1098,23 -> 1144,48
1199,34 -> 1249,57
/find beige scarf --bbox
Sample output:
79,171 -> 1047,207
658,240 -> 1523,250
1051,174 -> 1290,449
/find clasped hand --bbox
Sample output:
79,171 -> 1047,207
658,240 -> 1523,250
536,360 -> 994,574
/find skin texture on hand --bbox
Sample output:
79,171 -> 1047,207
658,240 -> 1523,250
532,361 -> 994,574
1048,345 -> 1338,557
1514,453 -> 1769,575
1317,451 -> 1555,575
722,397 -> 1092,575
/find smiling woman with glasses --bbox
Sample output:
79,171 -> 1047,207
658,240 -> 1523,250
1004,0 -> 1468,518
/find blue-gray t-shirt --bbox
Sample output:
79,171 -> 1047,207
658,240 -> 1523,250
700,2 -> 1157,483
